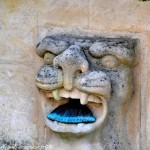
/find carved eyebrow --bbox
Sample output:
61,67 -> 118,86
89,42 -> 135,66
36,37 -> 69,58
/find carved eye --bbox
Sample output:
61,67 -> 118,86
44,52 -> 56,64
101,55 -> 120,69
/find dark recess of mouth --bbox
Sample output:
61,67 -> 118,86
47,99 -> 96,124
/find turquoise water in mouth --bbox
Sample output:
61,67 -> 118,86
47,99 -> 96,124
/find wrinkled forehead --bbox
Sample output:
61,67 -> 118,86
36,36 -> 136,66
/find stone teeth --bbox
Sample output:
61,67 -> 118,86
48,89 -> 101,104
87,95 -> 101,103
52,90 -> 61,100
94,96 -> 101,103
60,89 -> 70,98
87,95 -> 95,102
80,92 -> 88,105
69,88 -> 80,99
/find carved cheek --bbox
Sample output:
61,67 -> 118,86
114,68 -> 133,102
75,71 -> 111,100
36,65 -> 63,90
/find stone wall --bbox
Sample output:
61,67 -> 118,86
0,0 -> 150,149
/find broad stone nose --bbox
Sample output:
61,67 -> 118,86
53,45 -> 89,90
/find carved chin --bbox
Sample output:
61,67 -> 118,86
39,87 -> 108,135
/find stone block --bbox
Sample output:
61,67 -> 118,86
0,64 -> 38,147
89,0 -> 150,32
0,1 -> 37,63
37,0 -> 89,28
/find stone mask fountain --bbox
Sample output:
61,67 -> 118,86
35,34 -> 136,150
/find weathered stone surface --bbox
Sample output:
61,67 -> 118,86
0,64 -> 38,147
89,0 -> 150,32
0,1 -> 37,63
0,0 -> 149,149
37,0 -> 89,28
141,43 -> 150,150
35,35 -> 137,150
146,72 -> 150,149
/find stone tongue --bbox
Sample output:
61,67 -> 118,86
47,99 -> 96,124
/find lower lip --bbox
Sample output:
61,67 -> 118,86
46,118 -> 96,134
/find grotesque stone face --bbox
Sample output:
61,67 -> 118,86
35,35 -> 135,147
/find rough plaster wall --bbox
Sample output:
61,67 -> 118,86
0,0 -> 150,149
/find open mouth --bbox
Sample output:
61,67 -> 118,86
47,98 -> 96,124
42,88 -> 108,134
